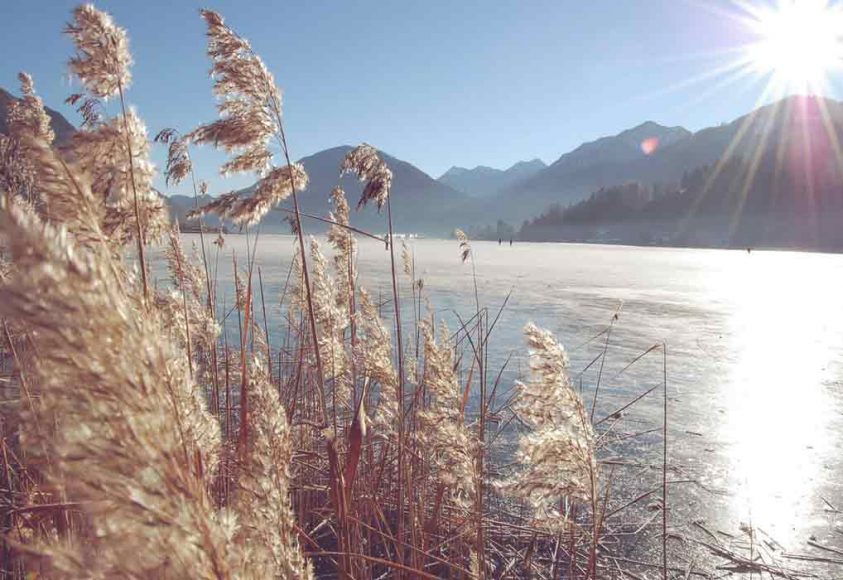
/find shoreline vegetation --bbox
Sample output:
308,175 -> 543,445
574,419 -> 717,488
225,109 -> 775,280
0,4 -> 839,579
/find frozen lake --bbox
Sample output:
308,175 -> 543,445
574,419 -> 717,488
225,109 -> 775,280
163,234 -> 843,572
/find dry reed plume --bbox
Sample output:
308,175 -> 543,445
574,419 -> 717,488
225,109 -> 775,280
417,321 -> 477,510
504,323 -> 597,523
0,5 -> 681,579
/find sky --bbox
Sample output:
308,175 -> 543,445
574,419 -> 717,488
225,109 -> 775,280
2,0 -> 838,195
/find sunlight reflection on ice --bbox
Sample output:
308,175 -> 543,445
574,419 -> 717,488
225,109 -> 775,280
719,252 -> 841,543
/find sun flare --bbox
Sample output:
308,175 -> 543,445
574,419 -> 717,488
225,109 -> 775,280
746,0 -> 843,94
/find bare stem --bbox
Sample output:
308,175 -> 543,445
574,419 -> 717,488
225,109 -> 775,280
172,228 -> 194,378
269,97 -> 328,425
386,193 -> 407,569
116,82 -> 149,304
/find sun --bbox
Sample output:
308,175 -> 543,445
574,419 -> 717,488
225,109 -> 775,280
745,0 -> 843,94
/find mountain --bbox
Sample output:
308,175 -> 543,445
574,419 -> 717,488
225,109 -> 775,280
292,145 -> 469,234
516,95 -> 843,251
0,87 -> 76,144
481,97 -> 843,228
439,166 -> 501,196
547,121 -> 691,173
485,122 -> 692,221
171,146 -> 471,235
505,158 -> 548,181
438,158 -> 546,197
0,83 -> 463,235
169,94 -> 843,248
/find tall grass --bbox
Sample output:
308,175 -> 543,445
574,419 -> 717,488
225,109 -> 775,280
0,5 -> 675,579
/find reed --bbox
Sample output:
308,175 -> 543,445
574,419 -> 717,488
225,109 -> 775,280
0,5 -> 678,579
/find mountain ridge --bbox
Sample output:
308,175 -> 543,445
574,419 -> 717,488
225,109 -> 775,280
438,158 -> 546,197
171,145 -> 471,235
511,95 -> 843,251
475,96 -> 843,227
6,82 -> 840,248
498,121 -> 693,204
171,95 -> 843,238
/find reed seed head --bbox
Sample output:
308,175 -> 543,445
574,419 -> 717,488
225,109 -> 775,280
502,323 -> 597,523
65,4 -> 133,99
341,143 -> 393,211
7,72 -> 55,144
455,228 -> 471,262
190,9 -> 281,177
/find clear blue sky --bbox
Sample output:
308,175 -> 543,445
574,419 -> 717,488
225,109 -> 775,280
2,0 -> 835,195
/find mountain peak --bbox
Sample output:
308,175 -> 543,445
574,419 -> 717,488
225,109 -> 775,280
535,119 -> 692,176
439,164 -> 501,180
440,166 -> 467,179
619,121 -> 692,144
630,120 -> 668,131
506,158 -> 546,172
438,158 -> 548,197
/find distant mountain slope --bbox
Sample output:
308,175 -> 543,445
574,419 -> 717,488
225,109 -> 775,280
438,165 -> 501,196
438,158 -> 545,197
482,97 -> 843,227
545,121 -> 690,176
505,158 -> 548,181
174,95 -> 843,241
517,96 -> 843,251
486,122 -> 692,219
171,145 -> 471,235
0,87 -> 76,144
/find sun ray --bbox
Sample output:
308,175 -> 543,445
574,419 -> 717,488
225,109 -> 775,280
798,98 -> 821,245
635,52 -> 756,104
701,80 -> 777,190
670,60 -> 762,113
768,97 -> 794,218
727,96 -> 786,239
814,96 -> 843,181
677,79 -> 780,235
685,0 -> 765,29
